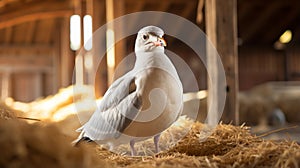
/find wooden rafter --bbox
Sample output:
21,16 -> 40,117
241,1 -> 282,43
25,21 -> 36,43
0,0 -> 18,8
0,0 -> 73,29
128,1 -> 145,13
263,9 -> 300,43
0,44 -> 53,52
168,2 -> 196,44
4,27 -> 12,43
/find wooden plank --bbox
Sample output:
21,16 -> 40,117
205,0 -> 218,126
11,73 -> 40,102
25,21 -> 36,43
0,0 -> 18,8
0,54 -> 53,67
205,0 -> 239,125
34,19 -> 55,43
33,72 -> 42,99
1,72 -> 11,99
168,2 -> 195,44
106,0 -> 115,85
4,27 -> 13,43
127,1 -> 144,13
263,9 -> 300,43
0,65 -> 52,73
93,0 -> 107,97
0,10 -> 73,29
113,0 -> 126,79
12,22 -> 28,43
241,1 -> 281,43
59,17 -> 74,87
0,0 -> 73,29
0,44 -> 53,52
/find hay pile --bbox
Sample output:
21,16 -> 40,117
1,84 -> 300,167
95,122 -> 300,168
239,82 -> 300,125
1,106 -> 300,168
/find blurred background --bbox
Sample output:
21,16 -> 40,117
0,0 -> 299,140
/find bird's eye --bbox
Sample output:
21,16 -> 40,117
143,34 -> 149,40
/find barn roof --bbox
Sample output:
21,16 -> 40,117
0,0 -> 299,47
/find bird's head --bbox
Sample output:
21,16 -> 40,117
135,26 -> 167,53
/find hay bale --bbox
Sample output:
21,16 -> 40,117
0,102 -> 18,120
0,115 -> 299,168
274,91 -> 300,123
0,119 -> 108,168
239,82 -> 300,126
94,119 -> 300,168
239,92 -> 275,126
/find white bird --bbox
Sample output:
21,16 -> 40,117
73,26 -> 183,156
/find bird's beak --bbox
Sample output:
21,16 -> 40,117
153,37 -> 167,47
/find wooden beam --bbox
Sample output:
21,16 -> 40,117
168,2 -> 195,44
25,21 -> 36,43
205,0 -> 239,125
0,10 -> 72,29
112,0 -> 126,69
4,27 -> 12,43
128,1 -> 144,13
0,0 -> 73,29
241,2 -> 281,43
105,0 -> 126,84
263,9 -> 300,43
0,44 -> 53,52
90,0 -> 107,97
0,65 -> 52,73
1,72 -> 11,99
125,0 -> 196,4
0,0 -> 17,8
237,0 -> 256,21
59,17 -> 74,87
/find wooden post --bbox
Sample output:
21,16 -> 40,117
1,72 -> 11,100
113,0 -> 126,72
205,0 -> 239,125
106,0 -> 115,85
92,0 -> 107,97
60,17 -> 74,87
106,0 -> 126,84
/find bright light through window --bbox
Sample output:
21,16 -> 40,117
70,15 -> 81,51
84,15 -> 93,51
106,28 -> 115,69
279,30 -> 292,44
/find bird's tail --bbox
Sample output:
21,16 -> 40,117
71,130 -> 85,147
72,127 -> 94,147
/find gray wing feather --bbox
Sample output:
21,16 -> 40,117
82,74 -> 141,140
97,73 -> 135,112
83,92 -> 141,140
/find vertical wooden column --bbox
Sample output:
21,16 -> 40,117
205,0 -> 239,125
73,0 -> 85,85
92,0 -> 107,97
113,0 -> 126,70
60,17 -> 74,87
106,0 -> 126,84
1,72 -> 11,99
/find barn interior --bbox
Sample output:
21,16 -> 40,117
0,0 -> 300,167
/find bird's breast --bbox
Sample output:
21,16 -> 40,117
123,67 -> 183,137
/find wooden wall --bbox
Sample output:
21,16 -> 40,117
0,18 -> 73,102
239,45 -> 300,90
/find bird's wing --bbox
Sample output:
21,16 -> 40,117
97,73 -> 137,112
82,75 -> 141,140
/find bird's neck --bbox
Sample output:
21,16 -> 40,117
134,50 -> 165,69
